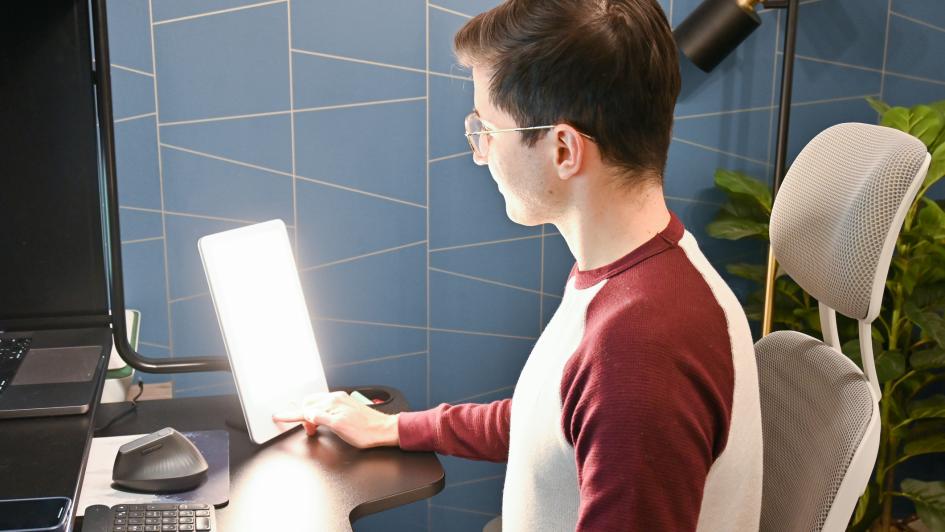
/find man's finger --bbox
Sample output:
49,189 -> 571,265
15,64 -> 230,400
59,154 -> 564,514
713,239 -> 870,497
305,408 -> 334,427
302,421 -> 317,436
272,409 -> 305,422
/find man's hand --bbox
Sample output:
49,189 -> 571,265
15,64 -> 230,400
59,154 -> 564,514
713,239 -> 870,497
272,391 -> 400,449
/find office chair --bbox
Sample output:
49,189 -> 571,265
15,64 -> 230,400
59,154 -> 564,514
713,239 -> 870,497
757,122 -> 930,531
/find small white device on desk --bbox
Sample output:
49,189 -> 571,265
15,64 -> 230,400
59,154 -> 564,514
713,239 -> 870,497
198,219 -> 330,444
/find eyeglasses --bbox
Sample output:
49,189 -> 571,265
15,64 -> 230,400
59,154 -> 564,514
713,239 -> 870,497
463,112 -> 594,159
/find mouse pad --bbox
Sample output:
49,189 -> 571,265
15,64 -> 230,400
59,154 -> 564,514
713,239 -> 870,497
77,430 -> 229,516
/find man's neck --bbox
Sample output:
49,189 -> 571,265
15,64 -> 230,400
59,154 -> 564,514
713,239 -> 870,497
554,181 -> 671,272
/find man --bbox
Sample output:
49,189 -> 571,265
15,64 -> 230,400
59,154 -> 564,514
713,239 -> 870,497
274,0 -> 763,529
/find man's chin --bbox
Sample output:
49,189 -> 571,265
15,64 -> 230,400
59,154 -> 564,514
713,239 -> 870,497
504,203 -> 542,227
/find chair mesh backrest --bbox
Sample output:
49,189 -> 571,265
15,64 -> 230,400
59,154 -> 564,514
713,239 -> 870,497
770,123 -> 928,320
755,331 -> 875,531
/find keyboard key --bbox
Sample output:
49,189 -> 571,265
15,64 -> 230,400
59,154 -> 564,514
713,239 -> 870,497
178,510 -> 194,517
145,527 -> 161,532
178,504 -> 209,510
195,517 -> 211,531
194,511 -> 210,517
147,504 -> 178,511
161,525 -> 178,531
179,526 -> 194,531
179,517 -> 195,524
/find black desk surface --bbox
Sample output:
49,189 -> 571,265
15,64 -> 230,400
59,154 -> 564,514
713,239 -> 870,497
86,388 -> 444,531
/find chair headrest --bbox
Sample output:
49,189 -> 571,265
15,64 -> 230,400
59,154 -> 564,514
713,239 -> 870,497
770,123 -> 930,322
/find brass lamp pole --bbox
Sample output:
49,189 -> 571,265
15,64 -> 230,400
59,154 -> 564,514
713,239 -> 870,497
674,0 -> 800,336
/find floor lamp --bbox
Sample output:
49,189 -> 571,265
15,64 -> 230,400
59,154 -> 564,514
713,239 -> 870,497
674,0 -> 800,336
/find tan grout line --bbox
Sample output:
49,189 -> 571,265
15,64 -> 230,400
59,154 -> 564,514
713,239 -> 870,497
160,142 -> 426,209
429,150 -> 472,163
114,111 -> 157,124
890,11 -> 945,34
152,0 -> 286,26
293,96 -> 426,114
428,3 -> 473,19
300,241 -> 427,272
430,267 -> 546,296
169,292 -> 209,305
445,474 -> 506,489
664,195 -> 723,207
147,0 -> 175,358
161,143 -> 292,177
111,63 -> 154,77
139,341 -> 169,349
310,316 -> 540,340
450,385 -> 516,403
291,47 -> 426,75
287,0 -> 299,259
790,93 -> 880,107
328,351 -> 427,369
121,236 -> 164,245
295,175 -> 427,209
880,0 -> 893,100
883,70 -> 945,88
430,505 -> 499,517
675,91 -> 882,122
313,317 -> 428,331
785,53 -> 884,74
671,137 -> 772,167
120,205 -> 163,214
426,0 -> 432,415
429,71 -> 473,82
160,110 -> 292,127
159,98 -> 424,127
429,234 -> 543,252
164,210 -> 258,224
675,105 -> 775,120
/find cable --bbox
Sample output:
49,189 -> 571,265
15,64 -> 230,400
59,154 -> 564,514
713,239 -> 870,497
93,379 -> 144,436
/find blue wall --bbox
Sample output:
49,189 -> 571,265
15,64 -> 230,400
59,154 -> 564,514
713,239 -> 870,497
106,0 -> 945,530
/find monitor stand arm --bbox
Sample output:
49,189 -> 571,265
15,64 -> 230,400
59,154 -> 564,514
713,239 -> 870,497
91,0 -> 229,374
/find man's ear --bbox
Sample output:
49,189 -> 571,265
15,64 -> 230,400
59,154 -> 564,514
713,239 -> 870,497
552,124 -> 586,181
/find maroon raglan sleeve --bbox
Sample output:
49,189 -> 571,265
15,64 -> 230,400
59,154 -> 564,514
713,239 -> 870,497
560,339 -> 733,531
397,399 -> 511,462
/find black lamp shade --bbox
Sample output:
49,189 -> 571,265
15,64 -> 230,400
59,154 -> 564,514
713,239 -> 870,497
673,0 -> 762,72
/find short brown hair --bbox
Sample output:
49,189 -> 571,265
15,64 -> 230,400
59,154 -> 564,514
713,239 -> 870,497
455,0 -> 680,186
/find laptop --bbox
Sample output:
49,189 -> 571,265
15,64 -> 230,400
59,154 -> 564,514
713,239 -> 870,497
0,0 -> 112,418
198,219 -> 330,444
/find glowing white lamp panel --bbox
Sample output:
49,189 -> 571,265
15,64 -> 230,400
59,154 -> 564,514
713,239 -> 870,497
198,219 -> 328,444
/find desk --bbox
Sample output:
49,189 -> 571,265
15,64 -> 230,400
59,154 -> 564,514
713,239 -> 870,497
87,388 -> 444,531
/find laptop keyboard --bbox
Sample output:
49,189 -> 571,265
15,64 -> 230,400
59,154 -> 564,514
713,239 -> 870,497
0,337 -> 31,394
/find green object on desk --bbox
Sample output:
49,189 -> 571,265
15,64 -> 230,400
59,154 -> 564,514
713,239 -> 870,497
350,390 -> 373,405
106,309 -> 140,380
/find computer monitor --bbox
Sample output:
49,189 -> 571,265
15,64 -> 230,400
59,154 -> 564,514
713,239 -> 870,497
0,0 -> 110,330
